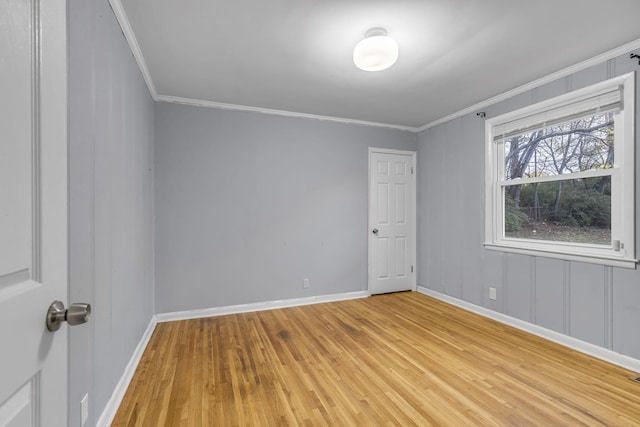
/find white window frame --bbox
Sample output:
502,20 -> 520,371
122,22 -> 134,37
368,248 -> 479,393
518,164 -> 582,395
484,72 -> 636,269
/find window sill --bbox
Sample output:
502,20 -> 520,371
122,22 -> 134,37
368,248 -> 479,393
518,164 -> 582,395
484,242 -> 638,269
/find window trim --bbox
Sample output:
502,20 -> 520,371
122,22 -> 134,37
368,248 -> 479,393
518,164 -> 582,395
484,72 -> 637,269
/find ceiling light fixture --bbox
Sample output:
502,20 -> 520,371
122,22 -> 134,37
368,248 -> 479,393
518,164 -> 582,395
353,27 -> 398,72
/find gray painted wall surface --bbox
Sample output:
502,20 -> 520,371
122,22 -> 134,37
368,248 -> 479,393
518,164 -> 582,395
65,3 -> 639,420
418,53 -> 640,360
154,104 -> 417,313
69,0 -> 155,425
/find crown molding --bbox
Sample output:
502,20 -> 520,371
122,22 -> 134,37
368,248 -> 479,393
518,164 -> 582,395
107,2 -> 640,134
155,94 -> 420,132
107,0 -> 418,132
416,37 -> 640,132
108,0 -> 158,98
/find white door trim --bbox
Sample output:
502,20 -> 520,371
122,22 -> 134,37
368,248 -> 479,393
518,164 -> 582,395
367,147 -> 417,294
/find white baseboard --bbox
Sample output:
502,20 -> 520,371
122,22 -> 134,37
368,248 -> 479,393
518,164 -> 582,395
93,287 -> 639,425
95,290 -> 369,425
96,316 -> 158,427
417,286 -> 640,373
156,290 -> 370,323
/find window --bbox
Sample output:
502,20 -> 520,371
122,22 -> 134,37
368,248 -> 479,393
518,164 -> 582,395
485,72 -> 636,268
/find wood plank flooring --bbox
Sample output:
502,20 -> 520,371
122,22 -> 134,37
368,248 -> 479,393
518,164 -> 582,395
112,292 -> 640,426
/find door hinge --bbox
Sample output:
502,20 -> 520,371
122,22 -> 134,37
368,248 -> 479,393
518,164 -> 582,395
411,265 -> 414,273
411,166 -> 414,174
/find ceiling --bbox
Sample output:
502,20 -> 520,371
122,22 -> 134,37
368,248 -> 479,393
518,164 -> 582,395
116,0 -> 640,131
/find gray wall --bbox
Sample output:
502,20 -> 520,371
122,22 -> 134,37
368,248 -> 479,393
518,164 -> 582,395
154,104 -> 417,313
68,0 -> 155,425
418,53 -> 640,360
66,2 -> 639,422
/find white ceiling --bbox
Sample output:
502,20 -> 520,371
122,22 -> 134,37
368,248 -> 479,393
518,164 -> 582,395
116,0 -> 640,130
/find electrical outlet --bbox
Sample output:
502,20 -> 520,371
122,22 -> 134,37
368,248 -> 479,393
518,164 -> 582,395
489,287 -> 497,301
81,394 -> 89,426
303,278 -> 310,289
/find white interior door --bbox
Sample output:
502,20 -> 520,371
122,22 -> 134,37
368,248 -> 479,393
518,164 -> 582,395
368,148 -> 416,295
0,0 -> 68,426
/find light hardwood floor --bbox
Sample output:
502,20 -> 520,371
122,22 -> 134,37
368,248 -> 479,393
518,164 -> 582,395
112,292 -> 640,426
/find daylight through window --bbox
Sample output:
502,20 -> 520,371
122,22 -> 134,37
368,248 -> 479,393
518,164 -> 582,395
485,73 -> 636,268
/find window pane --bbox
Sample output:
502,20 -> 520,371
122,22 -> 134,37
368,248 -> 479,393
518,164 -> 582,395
504,177 -> 611,245
504,113 -> 614,180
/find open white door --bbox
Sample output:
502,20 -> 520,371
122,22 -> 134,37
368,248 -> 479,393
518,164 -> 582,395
368,148 -> 416,295
0,0 -> 69,425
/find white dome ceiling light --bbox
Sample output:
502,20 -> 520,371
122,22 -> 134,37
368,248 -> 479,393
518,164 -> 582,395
353,28 -> 399,72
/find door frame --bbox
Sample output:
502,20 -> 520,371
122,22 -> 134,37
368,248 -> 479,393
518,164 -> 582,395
367,147 -> 417,294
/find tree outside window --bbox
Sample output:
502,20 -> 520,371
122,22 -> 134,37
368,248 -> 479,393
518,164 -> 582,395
484,72 -> 636,268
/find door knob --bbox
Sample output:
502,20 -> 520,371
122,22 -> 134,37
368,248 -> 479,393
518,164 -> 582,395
372,228 -> 379,235
46,301 -> 92,332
